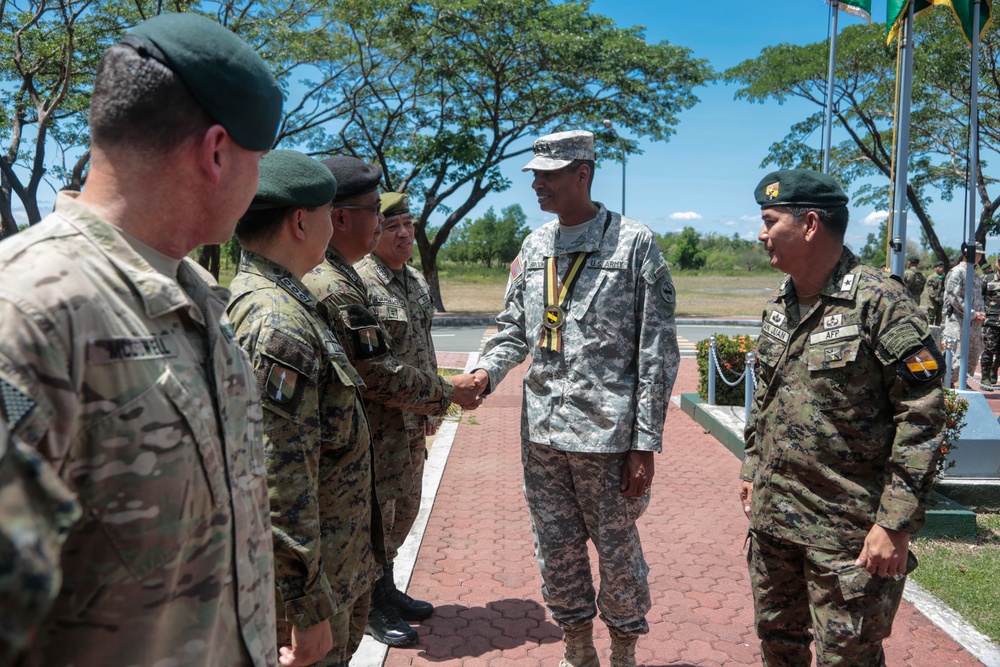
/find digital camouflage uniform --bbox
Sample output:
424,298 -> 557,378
476,204 -> 680,635
228,252 -> 380,665
943,262 -> 984,380
355,253 -> 439,563
980,271 -> 1000,385
902,267 -> 926,305
0,194 -> 276,667
925,270 -> 944,327
742,247 -> 945,667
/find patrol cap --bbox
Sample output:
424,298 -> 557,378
122,13 -> 282,152
521,130 -> 596,171
250,150 -> 337,210
908,255 -> 919,263
381,192 -> 409,217
754,169 -> 849,209
322,156 -> 382,201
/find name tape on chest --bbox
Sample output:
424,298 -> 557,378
762,320 -> 790,344
87,335 -> 178,365
371,294 -> 406,308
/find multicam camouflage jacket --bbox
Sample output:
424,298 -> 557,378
742,247 -> 945,550
476,203 -> 680,453
0,193 -> 276,667
227,252 -> 379,641
355,253 -> 438,501
304,247 -> 453,418
903,267 -> 926,303
926,272 -> 944,308
983,272 -> 1000,326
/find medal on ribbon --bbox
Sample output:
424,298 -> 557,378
539,253 -> 588,353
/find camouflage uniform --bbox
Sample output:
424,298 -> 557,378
0,194 -> 276,667
742,247 -> 945,667
980,271 -> 1000,385
228,252 -> 380,665
355,253 -> 438,563
476,204 -> 680,634
942,262 -> 984,379
902,267 -> 926,305
925,271 -> 944,326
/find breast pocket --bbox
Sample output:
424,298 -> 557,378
69,367 -> 226,581
806,337 -> 871,412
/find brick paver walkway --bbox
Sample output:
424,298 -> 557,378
378,357 -> 983,666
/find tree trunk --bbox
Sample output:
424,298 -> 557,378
197,245 -> 221,280
415,232 -> 445,311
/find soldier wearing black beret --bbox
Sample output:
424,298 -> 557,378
927,260 -> 946,325
302,163 -> 484,649
741,169 -> 945,666
0,12 -> 282,667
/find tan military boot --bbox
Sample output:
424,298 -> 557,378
608,626 -> 638,667
558,621 -> 600,667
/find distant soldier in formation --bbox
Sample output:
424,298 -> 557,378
981,256 -> 1000,387
0,13 -> 281,665
227,150 -> 379,667
943,243 -> 985,384
902,255 -> 926,305
740,169 -> 945,667
355,193 -> 441,635
302,157 -> 483,647
926,260 -> 946,326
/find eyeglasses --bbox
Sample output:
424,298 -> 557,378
335,199 -> 382,213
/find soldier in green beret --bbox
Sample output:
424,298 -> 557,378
740,169 -> 945,666
227,150 -> 382,667
303,159 -> 483,647
0,12 -> 282,666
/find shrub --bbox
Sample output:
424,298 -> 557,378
937,389 -> 969,478
696,334 -> 756,406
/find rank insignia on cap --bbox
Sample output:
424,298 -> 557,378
903,349 -> 940,381
266,364 -> 298,404
765,182 -> 780,200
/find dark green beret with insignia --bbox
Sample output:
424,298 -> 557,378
251,150 -> 337,210
754,169 -> 849,209
381,192 -> 409,217
123,13 -> 282,151
322,156 -> 382,201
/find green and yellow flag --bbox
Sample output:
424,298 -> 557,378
887,0 -> 993,45
823,0 -> 873,24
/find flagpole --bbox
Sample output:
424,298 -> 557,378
888,1 -> 915,279
959,0 -> 982,390
823,1 -> 840,173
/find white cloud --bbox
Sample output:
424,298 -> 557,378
739,214 -> 760,222
863,210 -> 889,226
669,211 -> 702,220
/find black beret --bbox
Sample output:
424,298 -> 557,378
381,192 -> 409,217
321,156 -> 382,201
251,150 -> 337,209
908,255 -> 919,263
755,169 -> 849,209
123,13 -> 282,151
934,261 -> 944,267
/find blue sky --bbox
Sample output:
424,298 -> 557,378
481,0 -> 982,256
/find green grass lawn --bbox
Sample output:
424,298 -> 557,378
910,513 -> 1000,642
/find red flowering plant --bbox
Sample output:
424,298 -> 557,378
936,389 -> 968,478
695,334 -> 756,406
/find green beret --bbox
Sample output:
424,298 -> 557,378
754,169 -> 849,209
123,13 -> 282,151
381,192 -> 409,217
251,150 -> 337,209
321,157 -> 382,201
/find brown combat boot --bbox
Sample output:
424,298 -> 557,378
608,626 -> 638,667
558,621 -> 600,667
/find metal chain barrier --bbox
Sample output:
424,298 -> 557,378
708,337 -> 748,387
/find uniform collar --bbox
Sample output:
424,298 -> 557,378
238,250 -> 318,307
777,247 -> 860,305
540,202 -> 615,255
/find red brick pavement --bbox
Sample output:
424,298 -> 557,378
383,358 -> 982,666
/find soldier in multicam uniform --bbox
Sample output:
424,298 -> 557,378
355,192 -> 441,630
942,242 -> 985,384
302,157 -> 483,647
0,13 -> 281,666
227,150 -> 380,667
902,255 -> 926,305
739,169 -> 945,667
980,256 -> 1000,387
925,260 -> 945,326
470,130 -> 680,667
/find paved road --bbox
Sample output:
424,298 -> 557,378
431,322 -> 761,357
